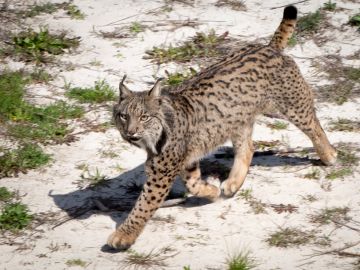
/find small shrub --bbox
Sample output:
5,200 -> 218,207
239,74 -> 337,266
12,28 -> 80,63
0,203 -> 33,231
144,30 -> 228,64
0,187 -> 14,202
66,80 -> 116,103
0,144 -> 51,178
66,259 -> 87,267
165,68 -> 197,86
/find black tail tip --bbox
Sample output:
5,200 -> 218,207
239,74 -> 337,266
283,5 -> 297,20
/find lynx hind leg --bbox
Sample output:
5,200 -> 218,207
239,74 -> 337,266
182,162 -> 221,201
275,82 -> 337,165
221,126 -> 254,197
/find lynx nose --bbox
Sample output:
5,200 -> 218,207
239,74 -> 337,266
127,130 -> 141,141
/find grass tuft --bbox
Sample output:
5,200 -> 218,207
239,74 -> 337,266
309,207 -> 350,225
226,250 -> 257,270
123,248 -> 175,269
144,30 -> 228,64
129,22 -> 144,34
25,2 -> 60,17
297,10 -> 324,34
323,1 -> 336,11
328,118 -> 360,132
267,120 -> 289,130
64,3 -> 85,20
0,144 -> 51,178
0,202 -> 33,231
215,0 -> 247,11
66,80 -> 116,103
303,168 -> 321,179
266,227 -> 315,248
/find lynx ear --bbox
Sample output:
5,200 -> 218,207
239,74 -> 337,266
118,75 -> 131,103
148,78 -> 164,98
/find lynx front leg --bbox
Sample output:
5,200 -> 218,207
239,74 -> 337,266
181,162 -> 221,201
221,126 -> 254,197
107,157 -> 179,250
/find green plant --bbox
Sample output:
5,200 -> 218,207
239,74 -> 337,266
0,144 -> 51,178
144,30 -> 228,64
78,167 -> 108,187
0,187 -> 14,202
165,68 -> 197,86
183,266 -> 191,270
349,13 -> 360,31
226,250 -> 257,270
343,67 -> 360,82
130,22 -> 144,34
323,1 -> 336,11
297,10 -> 323,33
267,120 -> 288,130
123,248 -> 174,269
66,80 -> 116,103
266,227 -> 314,247
66,259 -> 87,267
64,4 -> 85,20
12,28 -> 80,63
0,202 -> 33,231
325,167 -> 353,179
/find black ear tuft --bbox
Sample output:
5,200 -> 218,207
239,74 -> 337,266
283,5 -> 297,20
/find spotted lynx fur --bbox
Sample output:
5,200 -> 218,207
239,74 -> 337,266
108,6 -> 337,250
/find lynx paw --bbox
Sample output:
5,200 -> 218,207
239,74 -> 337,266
221,178 -> 241,197
107,230 -> 136,251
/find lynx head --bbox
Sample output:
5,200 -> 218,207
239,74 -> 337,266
113,75 -> 173,155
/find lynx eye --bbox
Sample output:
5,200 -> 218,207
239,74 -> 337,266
119,113 -> 127,121
140,115 -> 150,122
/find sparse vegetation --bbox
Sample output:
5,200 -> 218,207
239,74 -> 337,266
144,30 -> 228,64
130,22 -> 144,34
266,227 -> 315,247
215,0 -> 247,11
11,28 -> 80,63
0,144 -> 51,178
78,167 -> 108,188
304,168 -> 321,179
325,167 -> 353,179
0,202 -> 33,231
164,68 -> 197,86
123,248 -> 175,269
63,3 -> 85,20
237,189 -> 266,214
323,1 -> 336,11
297,10 -> 324,34
309,207 -> 350,225
66,259 -> 87,267
24,2 -> 60,17
226,250 -> 257,270
349,13 -> 360,31
267,120 -> 288,130
328,118 -> 360,132
287,34 -> 297,47
66,80 -> 116,103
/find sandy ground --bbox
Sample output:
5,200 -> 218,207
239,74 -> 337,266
1,0 -> 360,269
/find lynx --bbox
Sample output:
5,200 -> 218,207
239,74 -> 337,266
108,6 -> 337,250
